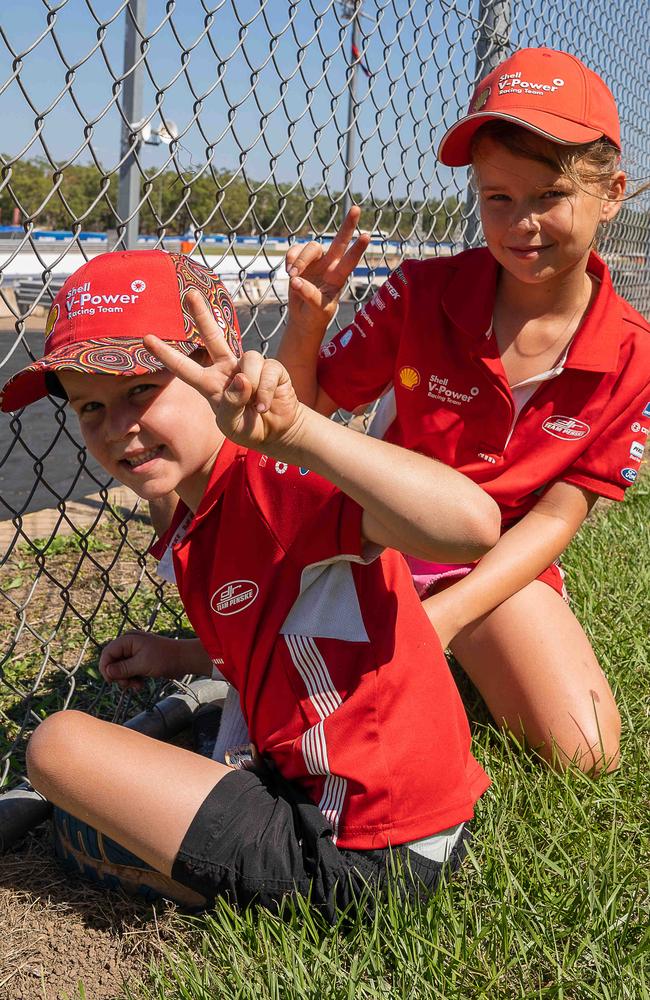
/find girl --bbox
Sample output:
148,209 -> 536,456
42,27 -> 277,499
278,47 -> 650,775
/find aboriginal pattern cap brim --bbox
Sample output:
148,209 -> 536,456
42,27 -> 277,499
0,250 -> 242,412
0,335 -> 203,412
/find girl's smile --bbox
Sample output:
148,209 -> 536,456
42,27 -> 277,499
474,137 -> 624,289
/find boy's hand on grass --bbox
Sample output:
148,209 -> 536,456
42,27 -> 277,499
285,206 -> 371,337
144,291 -> 305,453
99,631 -> 187,690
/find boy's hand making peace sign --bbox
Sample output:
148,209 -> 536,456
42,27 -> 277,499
286,206 -> 371,337
144,291 -> 304,453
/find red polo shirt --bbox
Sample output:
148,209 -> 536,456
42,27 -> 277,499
318,248 -> 650,524
151,441 -> 489,849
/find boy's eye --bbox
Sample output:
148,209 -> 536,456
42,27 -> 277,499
80,400 -> 102,415
484,193 -> 510,202
130,383 -> 157,398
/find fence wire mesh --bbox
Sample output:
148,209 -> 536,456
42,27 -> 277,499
1,0 -> 650,792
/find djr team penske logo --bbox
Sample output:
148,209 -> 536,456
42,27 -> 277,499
211,580 -> 259,616
542,416 -> 590,441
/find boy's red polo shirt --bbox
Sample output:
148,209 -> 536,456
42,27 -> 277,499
151,442 -> 489,849
318,248 -> 650,524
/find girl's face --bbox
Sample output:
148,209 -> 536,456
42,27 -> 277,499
474,137 -> 625,286
59,367 -> 223,512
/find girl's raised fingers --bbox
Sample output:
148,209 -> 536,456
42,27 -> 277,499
286,241 -> 324,277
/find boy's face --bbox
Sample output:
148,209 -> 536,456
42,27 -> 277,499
59,367 -> 223,511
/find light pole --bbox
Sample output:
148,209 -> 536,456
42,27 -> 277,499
117,0 -> 147,250
340,1 -> 363,220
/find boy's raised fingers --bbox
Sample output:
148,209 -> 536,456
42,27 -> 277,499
337,231 -> 372,279
144,334 -> 211,394
327,206 -> 364,260
184,289 -> 237,367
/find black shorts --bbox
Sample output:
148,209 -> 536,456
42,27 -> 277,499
171,767 -> 470,922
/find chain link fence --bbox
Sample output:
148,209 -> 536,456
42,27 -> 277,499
1,0 -> 650,819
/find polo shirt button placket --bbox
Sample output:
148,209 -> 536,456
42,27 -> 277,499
476,447 -> 503,466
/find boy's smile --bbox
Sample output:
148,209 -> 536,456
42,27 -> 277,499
59,367 -> 224,512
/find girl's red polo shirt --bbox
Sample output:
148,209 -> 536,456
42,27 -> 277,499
318,248 -> 650,524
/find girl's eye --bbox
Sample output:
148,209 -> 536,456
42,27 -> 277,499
485,193 -> 510,202
542,189 -> 568,199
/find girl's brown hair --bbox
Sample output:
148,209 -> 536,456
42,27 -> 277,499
470,120 -> 621,190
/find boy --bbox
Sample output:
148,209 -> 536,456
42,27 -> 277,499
1,250 -> 499,916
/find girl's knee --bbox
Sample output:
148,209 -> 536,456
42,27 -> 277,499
545,701 -> 621,776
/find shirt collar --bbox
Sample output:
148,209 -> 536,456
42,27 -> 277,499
150,437 -> 244,559
563,252 -> 622,373
187,437 -> 246,530
441,248 -> 622,374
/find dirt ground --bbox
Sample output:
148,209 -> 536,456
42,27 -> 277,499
0,823 -> 177,1000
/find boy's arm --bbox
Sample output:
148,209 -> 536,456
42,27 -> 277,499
99,633 -> 213,689
277,207 -> 370,413
146,295 -> 501,565
274,405 -> 501,563
422,481 -> 598,648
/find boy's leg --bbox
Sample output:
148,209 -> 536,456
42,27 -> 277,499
27,710 -> 232,876
52,807 -> 207,907
449,580 -> 621,773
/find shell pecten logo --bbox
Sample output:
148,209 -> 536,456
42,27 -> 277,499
399,366 -> 421,391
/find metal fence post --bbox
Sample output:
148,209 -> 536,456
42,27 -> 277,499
342,2 -> 362,220
464,0 -> 511,248
117,0 -> 147,250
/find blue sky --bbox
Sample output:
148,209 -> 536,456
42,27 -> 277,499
0,0 -> 475,204
1,1 -> 648,205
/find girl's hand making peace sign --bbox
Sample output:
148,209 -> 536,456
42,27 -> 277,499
286,206 -> 371,337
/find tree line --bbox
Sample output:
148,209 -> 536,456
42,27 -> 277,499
0,157 -> 463,242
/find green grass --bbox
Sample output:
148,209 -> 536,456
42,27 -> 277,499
125,483 -> 649,1000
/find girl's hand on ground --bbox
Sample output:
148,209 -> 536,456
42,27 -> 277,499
144,291 -> 303,452
99,632 -> 184,690
286,206 -> 371,335
421,591 -> 465,651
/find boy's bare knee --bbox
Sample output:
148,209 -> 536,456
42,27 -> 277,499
26,709 -> 92,794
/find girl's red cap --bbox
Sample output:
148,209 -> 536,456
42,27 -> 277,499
437,47 -> 621,167
0,250 -> 241,412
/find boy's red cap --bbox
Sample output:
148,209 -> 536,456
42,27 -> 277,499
0,250 -> 241,412
437,47 -> 621,166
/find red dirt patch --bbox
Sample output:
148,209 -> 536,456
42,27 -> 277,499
0,824 -> 177,1000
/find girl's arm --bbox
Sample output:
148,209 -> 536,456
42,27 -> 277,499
277,207 -> 370,414
422,481 -> 598,647
99,634 -> 213,689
